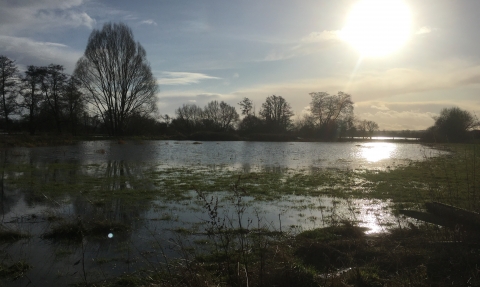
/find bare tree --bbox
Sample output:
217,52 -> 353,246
366,120 -> 379,139
259,95 -> 294,132
238,97 -> 253,116
64,76 -> 84,135
338,115 -> 357,139
174,103 -> 203,132
39,64 -> 68,134
20,66 -> 44,135
218,101 -> 239,131
357,120 -> 368,139
309,92 -> 354,128
203,100 -> 239,131
0,56 -> 19,131
74,22 -> 158,136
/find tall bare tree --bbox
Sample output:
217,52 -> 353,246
0,56 -> 19,131
203,100 -> 239,131
39,64 -> 68,134
64,76 -> 84,135
74,22 -> 158,136
238,97 -> 253,116
259,95 -> 294,132
309,92 -> 354,128
357,120 -> 368,139
366,120 -> 379,139
21,66 -> 44,135
174,103 -> 203,132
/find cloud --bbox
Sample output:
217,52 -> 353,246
157,72 -> 221,85
301,30 -> 341,43
0,35 -> 82,73
224,59 -> 480,129
0,0 -> 95,35
140,19 -> 157,26
416,26 -> 432,35
370,104 -> 390,111
264,30 -> 341,61
358,110 -> 437,130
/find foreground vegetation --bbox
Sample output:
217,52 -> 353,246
0,143 -> 479,286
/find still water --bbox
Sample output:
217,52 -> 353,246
12,140 -> 439,169
0,141 -> 445,286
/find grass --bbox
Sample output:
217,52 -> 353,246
0,261 -> 32,281
82,221 -> 480,287
1,142 -> 479,286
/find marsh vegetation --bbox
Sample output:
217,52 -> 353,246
0,141 -> 478,286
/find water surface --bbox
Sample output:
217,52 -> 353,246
0,141 -> 446,286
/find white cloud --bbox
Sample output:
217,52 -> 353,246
225,59 -> 480,129
140,19 -> 158,26
264,30 -> 341,61
370,104 -> 390,111
0,0 -> 95,35
157,72 -> 221,86
0,35 -> 82,73
358,110 -> 437,130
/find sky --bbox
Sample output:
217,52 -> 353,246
1,0 -> 479,131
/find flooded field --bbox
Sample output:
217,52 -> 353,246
0,141 -> 447,286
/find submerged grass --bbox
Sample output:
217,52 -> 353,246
1,142 -> 479,286
1,143 -> 478,210
88,222 -> 480,287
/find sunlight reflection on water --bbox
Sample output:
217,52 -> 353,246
359,142 -> 397,163
0,141 -> 447,286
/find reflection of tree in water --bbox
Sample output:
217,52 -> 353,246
105,160 -> 131,190
0,150 -> 43,220
0,150 -> 8,221
2,157 -> 155,232
73,160 -> 153,231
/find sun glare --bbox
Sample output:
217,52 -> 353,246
341,0 -> 412,57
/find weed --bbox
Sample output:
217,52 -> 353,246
0,261 -> 32,280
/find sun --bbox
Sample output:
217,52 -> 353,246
340,0 -> 412,57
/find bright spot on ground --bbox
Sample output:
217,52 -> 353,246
340,0 -> 412,57
360,143 -> 396,162
108,233 -> 113,238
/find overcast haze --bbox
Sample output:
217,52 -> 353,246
1,0 -> 479,130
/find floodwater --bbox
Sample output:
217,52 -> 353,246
0,141 -> 446,286
7,140 -> 441,169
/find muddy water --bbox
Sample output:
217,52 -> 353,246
0,141 -> 445,286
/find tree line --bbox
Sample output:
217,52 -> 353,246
0,22 -> 379,140
1,22 -> 477,142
